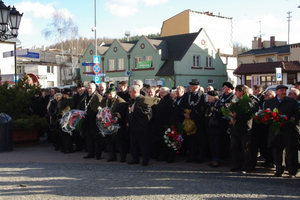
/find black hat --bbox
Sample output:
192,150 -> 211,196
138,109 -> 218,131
143,84 -> 150,89
276,85 -> 288,90
76,82 -> 84,88
62,88 -> 72,95
293,81 -> 300,85
189,80 -> 200,85
105,87 -> 116,94
207,91 -> 219,97
222,82 -> 234,90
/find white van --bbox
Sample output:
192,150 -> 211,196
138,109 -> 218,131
264,84 -> 294,94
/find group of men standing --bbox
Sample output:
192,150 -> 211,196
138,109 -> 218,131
45,79 -> 299,177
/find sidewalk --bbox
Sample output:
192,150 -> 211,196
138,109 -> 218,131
0,139 -> 299,200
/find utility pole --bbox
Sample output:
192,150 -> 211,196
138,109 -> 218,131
287,11 -> 292,44
94,0 -> 97,57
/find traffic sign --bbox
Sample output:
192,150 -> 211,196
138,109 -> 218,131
94,75 -> 100,84
93,63 -> 101,74
94,55 -> 100,63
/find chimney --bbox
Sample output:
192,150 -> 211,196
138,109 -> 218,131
270,36 -> 275,47
258,37 -> 262,48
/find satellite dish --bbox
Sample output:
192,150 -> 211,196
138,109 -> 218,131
125,70 -> 131,76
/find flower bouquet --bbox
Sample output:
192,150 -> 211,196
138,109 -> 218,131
60,109 -> 85,135
164,122 -> 184,153
96,107 -> 120,137
221,93 -> 254,119
253,108 -> 288,135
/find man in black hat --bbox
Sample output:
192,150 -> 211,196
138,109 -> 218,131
179,79 -> 207,163
72,83 -> 87,152
264,84 -> 300,178
73,83 -> 86,109
219,81 -> 235,159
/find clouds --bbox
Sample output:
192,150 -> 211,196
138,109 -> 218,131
134,26 -> 161,36
14,1 -> 74,37
104,0 -> 168,17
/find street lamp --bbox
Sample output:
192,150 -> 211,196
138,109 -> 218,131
0,0 -> 23,85
0,0 -> 23,41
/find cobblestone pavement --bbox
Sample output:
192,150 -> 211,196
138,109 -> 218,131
0,140 -> 299,200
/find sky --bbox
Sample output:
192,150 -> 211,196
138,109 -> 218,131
4,0 -> 300,49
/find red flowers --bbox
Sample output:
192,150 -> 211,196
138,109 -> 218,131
164,122 -> 184,153
253,108 -> 289,135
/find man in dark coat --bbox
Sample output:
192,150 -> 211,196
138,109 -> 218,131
219,81 -> 234,159
100,87 -> 128,162
79,82 -> 103,160
179,80 -> 207,163
264,85 -> 300,178
153,87 -> 175,163
53,88 -> 74,153
73,83 -> 86,109
72,83 -> 86,151
117,81 -> 130,102
229,85 -> 259,173
127,85 -> 158,166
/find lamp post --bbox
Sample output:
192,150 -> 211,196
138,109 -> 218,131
0,0 -> 23,84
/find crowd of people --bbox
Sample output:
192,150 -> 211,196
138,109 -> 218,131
31,79 -> 300,178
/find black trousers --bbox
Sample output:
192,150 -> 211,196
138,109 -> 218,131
272,146 -> 298,175
230,134 -> 252,170
86,131 -> 103,159
130,133 -> 150,164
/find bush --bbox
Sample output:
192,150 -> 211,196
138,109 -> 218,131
0,76 -> 47,131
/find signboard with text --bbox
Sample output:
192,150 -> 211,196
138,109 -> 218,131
137,61 -> 152,69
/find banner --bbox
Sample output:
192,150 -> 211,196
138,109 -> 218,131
137,61 -> 152,69
275,68 -> 282,81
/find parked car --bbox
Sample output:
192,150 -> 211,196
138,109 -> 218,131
264,84 -> 294,94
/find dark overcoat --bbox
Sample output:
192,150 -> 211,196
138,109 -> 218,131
264,96 -> 300,147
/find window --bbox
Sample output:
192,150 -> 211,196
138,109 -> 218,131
117,59 -> 124,70
287,73 -> 296,84
16,66 -> 24,73
207,79 -> 214,84
47,66 -> 54,73
193,55 -> 200,67
134,57 -> 142,69
108,59 -> 115,71
145,56 -> 152,61
260,75 -> 277,88
85,66 -> 92,72
47,81 -> 54,87
284,56 -> 289,61
266,57 -> 274,62
206,56 -> 212,67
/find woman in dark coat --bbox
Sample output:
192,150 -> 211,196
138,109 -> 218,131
205,91 -> 222,167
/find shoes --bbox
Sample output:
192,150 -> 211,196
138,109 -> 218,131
119,159 -> 126,163
289,175 -> 297,179
230,167 -> 241,172
241,169 -> 251,174
211,162 -> 221,168
167,160 -> 175,163
64,150 -> 73,154
261,162 -> 274,168
185,159 -> 195,163
142,162 -> 148,166
96,157 -> 101,160
195,159 -> 204,164
107,158 -> 117,162
127,160 -> 139,165
83,155 -> 95,159
274,173 -> 282,177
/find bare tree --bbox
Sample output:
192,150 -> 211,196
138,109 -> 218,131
42,9 -> 79,85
